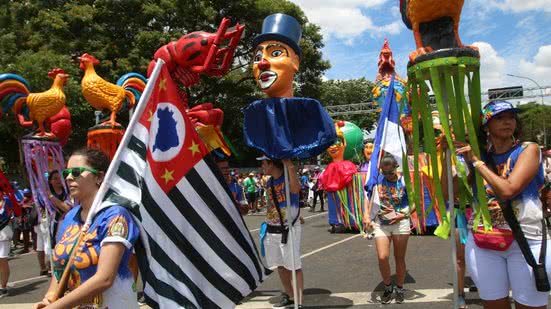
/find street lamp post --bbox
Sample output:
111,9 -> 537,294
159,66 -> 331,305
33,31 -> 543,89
506,74 -> 546,148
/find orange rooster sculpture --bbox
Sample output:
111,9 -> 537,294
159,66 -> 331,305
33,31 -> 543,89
0,68 -> 70,137
400,0 -> 478,62
79,53 -> 146,127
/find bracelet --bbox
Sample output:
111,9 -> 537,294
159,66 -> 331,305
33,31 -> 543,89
473,160 -> 486,169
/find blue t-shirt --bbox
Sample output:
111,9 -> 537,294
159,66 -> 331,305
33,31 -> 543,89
229,181 -> 243,202
375,175 -> 408,223
265,176 -> 299,226
53,205 -> 139,308
300,175 -> 309,189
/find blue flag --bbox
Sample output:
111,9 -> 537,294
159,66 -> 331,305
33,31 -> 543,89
365,74 -> 406,196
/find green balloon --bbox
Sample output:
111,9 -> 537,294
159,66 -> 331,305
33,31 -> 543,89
341,121 -> 363,160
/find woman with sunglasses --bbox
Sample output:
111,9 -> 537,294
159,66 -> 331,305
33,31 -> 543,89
33,148 -> 139,309
365,155 -> 414,304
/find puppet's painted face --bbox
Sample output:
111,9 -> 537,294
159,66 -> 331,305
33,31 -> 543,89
327,136 -> 345,162
253,40 -> 299,98
364,143 -> 374,161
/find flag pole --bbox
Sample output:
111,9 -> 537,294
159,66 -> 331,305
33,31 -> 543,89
52,59 -> 165,301
446,148 -> 459,308
441,84 -> 459,309
284,165 -> 299,309
85,58 -> 164,225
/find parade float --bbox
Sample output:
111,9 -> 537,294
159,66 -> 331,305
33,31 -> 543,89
243,14 -> 336,305
80,53 -> 147,159
0,68 -> 72,249
371,39 -> 411,135
243,13 -> 336,161
400,1 -> 486,305
400,0 -> 487,239
367,39 -> 436,233
319,121 -> 367,232
149,18 -> 244,159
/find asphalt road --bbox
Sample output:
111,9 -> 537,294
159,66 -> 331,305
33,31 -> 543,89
0,207 -> 546,308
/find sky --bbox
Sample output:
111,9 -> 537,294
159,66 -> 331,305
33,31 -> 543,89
290,0 -> 551,96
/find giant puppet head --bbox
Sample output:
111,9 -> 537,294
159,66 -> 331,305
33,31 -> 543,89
252,14 -> 301,98
364,142 -> 374,162
376,38 -> 396,82
327,121 -> 346,162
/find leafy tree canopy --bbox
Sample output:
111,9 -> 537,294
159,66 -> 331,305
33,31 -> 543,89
0,0 -> 331,169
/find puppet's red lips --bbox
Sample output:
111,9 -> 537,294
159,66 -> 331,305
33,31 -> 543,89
260,71 -> 276,81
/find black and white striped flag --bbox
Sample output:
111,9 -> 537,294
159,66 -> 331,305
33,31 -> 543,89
99,61 -> 269,308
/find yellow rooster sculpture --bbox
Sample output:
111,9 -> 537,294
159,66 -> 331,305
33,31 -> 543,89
79,53 -> 146,127
0,68 -> 70,137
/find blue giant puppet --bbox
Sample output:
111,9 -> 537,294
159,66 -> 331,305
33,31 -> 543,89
243,14 -> 336,160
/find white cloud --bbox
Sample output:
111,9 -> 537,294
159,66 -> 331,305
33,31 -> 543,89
517,45 -> 551,87
487,0 -> 551,13
291,0 -> 401,43
472,42 -> 551,104
472,41 -> 507,90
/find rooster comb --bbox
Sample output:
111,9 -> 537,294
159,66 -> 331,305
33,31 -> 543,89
381,38 -> 392,53
48,68 -> 66,78
80,53 -> 99,62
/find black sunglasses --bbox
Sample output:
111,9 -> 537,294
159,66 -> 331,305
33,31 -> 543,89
62,167 -> 98,178
382,170 -> 396,176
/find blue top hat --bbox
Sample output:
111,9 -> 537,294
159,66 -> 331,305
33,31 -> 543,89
253,13 -> 302,58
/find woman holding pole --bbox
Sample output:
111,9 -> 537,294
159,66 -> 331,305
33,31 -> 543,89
35,170 -> 73,277
33,148 -> 139,309
259,156 -> 304,308
454,101 -> 551,309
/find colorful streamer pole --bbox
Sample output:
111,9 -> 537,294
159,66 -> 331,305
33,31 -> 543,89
406,54 -> 490,238
21,136 -> 67,217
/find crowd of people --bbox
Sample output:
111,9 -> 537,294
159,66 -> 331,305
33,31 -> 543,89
0,100 -> 548,308
226,166 -> 327,216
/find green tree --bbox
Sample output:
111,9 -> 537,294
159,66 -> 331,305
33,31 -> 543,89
517,102 -> 551,147
0,0 -> 330,168
320,78 -> 378,131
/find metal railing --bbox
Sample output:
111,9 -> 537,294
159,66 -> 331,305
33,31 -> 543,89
325,85 -> 551,116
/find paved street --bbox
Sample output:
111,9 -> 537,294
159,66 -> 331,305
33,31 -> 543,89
237,210 -> 484,308
0,208 -> 546,308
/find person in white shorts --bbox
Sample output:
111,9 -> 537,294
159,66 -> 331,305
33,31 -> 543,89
364,155 -> 414,304
259,156 -> 304,309
454,101 -> 551,308
0,195 -> 14,298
